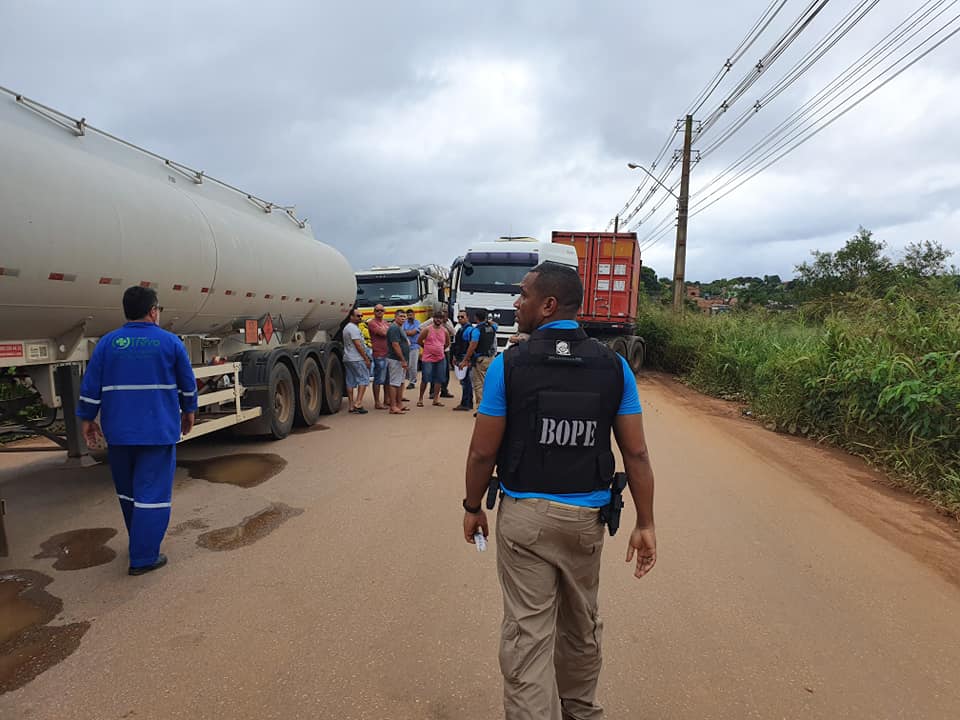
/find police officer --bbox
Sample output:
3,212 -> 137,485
470,308 -> 498,407
452,310 -> 480,411
462,262 -> 656,720
77,286 -> 198,576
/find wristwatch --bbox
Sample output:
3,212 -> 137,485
462,498 -> 482,514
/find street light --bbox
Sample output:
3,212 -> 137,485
627,163 -> 679,200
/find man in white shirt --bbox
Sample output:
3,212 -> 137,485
343,308 -> 372,414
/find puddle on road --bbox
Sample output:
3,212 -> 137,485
33,528 -> 118,571
196,503 -> 303,551
0,570 -> 89,695
177,453 -> 287,488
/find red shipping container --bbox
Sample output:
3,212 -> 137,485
551,231 -> 640,328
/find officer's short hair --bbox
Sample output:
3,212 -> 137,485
474,309 -> 488,322
529,262 -> 583,313
123,286 -> 158,320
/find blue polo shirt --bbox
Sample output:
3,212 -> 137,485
456,324 -> 480,358
478,320 -> 642,507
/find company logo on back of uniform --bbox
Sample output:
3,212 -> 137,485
112,336 -> 160,350
540,418 -> 597,447
555,341 -> 571,356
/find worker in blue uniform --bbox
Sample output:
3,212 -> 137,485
77,286 -> 197,576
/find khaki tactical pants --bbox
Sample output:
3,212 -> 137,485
473,355 -> 492,406
496,496 -> 606,720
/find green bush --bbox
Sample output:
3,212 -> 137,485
637,292 -> 960,516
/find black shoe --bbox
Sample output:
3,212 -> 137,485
473,412 -> 478,417
440,391 -> 455,398
129,554 -> 167,576
407,383 -> 415,389
452,405 -> 472,411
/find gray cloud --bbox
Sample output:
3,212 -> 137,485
3,1 -> 958,281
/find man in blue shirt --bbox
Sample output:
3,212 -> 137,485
452,309 -> 480,411
402,309 -> 421,389
77,286 -> 197,575
461,262 -> 656,719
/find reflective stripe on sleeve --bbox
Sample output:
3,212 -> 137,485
179,390 -> 196,396
79,395 -> 101,405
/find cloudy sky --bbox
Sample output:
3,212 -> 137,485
3,1 -> 959,281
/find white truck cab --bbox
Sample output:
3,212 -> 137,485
448,237 -> 578,353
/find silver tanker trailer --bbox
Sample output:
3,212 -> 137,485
0,86 -> 356,457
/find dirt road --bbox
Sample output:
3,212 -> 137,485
2,374 -> 959,719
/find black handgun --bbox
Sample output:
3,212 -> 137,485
600,472 -> 628,536
486,474 -> 500,510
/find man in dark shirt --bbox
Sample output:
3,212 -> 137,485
385,310 -> 410,415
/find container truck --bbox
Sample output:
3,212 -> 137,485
448,237 -> 578,353
354,265 -> 447,324
551,231 -> 646,373
0,86 -> 356,457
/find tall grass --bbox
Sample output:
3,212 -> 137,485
636,292 -> 960,516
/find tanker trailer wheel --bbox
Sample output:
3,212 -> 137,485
628,337 -> 645,374
319,354 -> 345,415
294,357 -> 322,427
267,362 -> 296,439
610,336 -> 629,359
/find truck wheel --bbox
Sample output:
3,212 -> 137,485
267,362 -> 296,439
320,354 -> 344,415
294,357 -> 322,427
611,337 -> 629,359
629,338 -> 645,374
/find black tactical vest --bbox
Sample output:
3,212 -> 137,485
452,325 -> 470,358
496,327 -> 623,495
477,322 -> 497,357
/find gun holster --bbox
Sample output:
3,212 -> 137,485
599,472 -> 628,536
485,474 -> 500,510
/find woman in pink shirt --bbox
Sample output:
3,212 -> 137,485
417,312 -> 451,407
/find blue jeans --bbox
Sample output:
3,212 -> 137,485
459,365 -> 473,408
372,356 -> 388,386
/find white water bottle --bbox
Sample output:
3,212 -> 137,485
474,531 -> 487,552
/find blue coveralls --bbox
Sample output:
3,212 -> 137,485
77,322 -> 198,569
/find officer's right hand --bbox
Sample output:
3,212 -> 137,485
626,526 -> 657,579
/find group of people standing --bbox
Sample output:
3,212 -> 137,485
341,304 -> 499,416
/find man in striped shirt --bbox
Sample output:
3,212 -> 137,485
77,286 -> 197,576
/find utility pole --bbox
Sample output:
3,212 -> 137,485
672,114 -> 694,313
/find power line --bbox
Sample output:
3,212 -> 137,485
699,0 -> 880,160
696,0 -> 834,142
696,0 -> 958,204
639,8 -> 960,249
691,11 -> 960,218
606,0 -> 792,229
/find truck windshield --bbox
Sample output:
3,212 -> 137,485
459,264 -> 531,294
355,277 -> 420,307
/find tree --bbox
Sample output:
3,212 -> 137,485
795,227 -> 892,298
640,266 -> 661,296
900,240 -> 953,278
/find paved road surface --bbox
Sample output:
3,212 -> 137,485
2,374 -> 959,719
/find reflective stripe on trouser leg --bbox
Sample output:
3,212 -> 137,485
126,445 -> 177,568
107,445 -> 135,532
